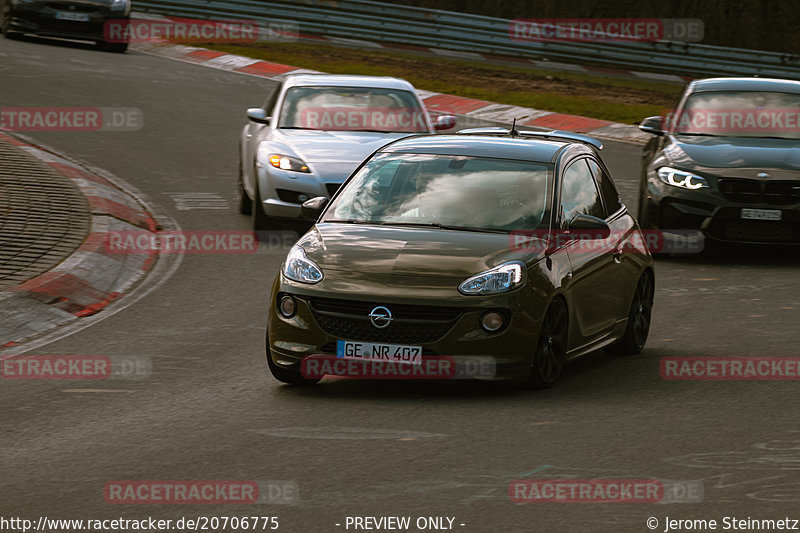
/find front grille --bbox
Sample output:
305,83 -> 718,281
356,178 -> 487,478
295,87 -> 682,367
46,3 -> 97,12
718,179 -> 760,203
720,221 -> 795,242
718,178 -> 800,205
308,297 -> 462,344
764,182 -> 800,205
325,183 -> 341,198
707,208 -> 800,243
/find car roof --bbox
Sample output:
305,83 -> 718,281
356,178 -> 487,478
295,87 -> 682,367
379,134 -> 582,162
690,77 -> 800,94
282,74 -> 416,92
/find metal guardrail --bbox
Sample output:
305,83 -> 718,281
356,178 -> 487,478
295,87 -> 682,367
132,0 -> 800,80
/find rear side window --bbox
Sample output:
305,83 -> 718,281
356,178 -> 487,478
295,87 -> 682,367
587,159 -> 623,216
560,159 -> 605,224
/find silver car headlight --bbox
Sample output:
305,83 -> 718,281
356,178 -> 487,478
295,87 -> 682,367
458,261 -> 525,295
283,245 -> 323,284
657,166 -> 709,190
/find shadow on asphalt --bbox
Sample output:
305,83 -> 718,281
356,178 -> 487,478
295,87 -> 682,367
268,347 -> 666,402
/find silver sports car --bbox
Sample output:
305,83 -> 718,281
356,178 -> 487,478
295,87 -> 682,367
238,74 -> 456,230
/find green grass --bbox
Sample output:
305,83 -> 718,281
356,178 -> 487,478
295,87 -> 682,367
198,42 -> 679,124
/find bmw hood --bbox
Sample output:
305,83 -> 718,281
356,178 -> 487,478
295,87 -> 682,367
665,135 -> 800,173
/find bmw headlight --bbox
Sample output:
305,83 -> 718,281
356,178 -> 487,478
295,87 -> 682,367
283,245 -> 323,284
459,261 -> 525,295
657,167 -> 709,190
110,0 -> 129,12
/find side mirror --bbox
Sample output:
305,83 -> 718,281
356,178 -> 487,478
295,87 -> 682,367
568,214 -> 611,239
433,115 -> 457,131
247,108 -> 271,125
301,196 -> 329,221
639,116 -> 664,136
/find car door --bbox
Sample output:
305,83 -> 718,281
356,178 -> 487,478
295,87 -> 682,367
587,157 -> 641,323
242,82 -> 283,195
559,157 -> 621,347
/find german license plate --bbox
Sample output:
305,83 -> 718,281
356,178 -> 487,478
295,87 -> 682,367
741,208 -> 782,221
55,12 -> 90,22
336,340 -> 422,364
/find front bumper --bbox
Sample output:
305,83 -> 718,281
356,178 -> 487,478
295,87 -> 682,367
644,175 -> 800,245
266,275 -> 548,382
6,2 -> 128,42
257,165 -> 346,220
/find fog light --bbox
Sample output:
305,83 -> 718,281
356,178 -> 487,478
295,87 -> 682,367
297,194 -> 310,203
481,311 -> 504,332
279,295 -> 297,318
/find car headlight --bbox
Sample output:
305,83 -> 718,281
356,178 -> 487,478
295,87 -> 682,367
657,167 -> 709,190
109,0 -> 129,12
458,261 -> 525,295
268,154 -> 310,173
283,245 -> 323,284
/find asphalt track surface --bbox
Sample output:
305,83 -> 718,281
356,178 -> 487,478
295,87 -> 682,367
2,36 -> 800,533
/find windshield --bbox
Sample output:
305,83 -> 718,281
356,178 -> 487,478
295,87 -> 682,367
322,153 -> 551,232
672,90 -> 800,139
278,86 -> 429,133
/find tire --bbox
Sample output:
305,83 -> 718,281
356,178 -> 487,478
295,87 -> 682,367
266,331 -> 319,385
524,298 -> 568,389
607,270 -> 654,355
1,8 -> 20,39
237,158 -> 252,215
98,41 -> 128,53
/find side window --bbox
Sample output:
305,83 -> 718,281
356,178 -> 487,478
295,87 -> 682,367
587,159 -> 622,216
560,159 -> 605,225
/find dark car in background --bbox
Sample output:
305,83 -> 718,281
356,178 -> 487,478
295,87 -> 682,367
638,77 -> 800,245
0,0 -> 130,52
267,129 -> 655,389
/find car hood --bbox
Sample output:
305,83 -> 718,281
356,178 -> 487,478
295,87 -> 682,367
665,135 -> 800,173
298,223 -> 545,286
276,130 -> 415,164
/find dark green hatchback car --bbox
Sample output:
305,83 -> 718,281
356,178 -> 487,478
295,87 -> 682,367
267,129 -> 655,388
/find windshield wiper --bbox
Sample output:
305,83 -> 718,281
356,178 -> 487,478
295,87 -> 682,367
279,126 -> 318,130
377,221 -> 510,234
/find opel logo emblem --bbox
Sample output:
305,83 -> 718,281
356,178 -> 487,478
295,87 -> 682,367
369,306 -> 393,329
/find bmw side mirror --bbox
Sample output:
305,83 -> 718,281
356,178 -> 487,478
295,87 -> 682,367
301,196 -> 329,221
568,214 -> 611,239
433,115 -> 457,131
247,108 -> 271,125
638,116 -> 664,136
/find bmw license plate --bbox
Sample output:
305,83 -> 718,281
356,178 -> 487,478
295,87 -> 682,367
336,340 -> 422,364
740,208 -> 782,221
55,12 -> 90,22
